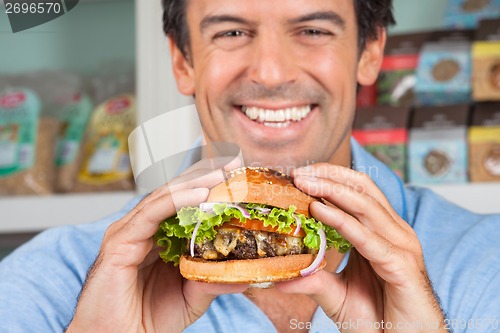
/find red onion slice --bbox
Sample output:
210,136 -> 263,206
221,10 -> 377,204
293,214 -> 302,236
199,202 -> 215,213
300,228 -> 326,277
230,204 -> 251,218
199,202 -> 251,219
251,206 -> 271,214
190,218 -> 203,257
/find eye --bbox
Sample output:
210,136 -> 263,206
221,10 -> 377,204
212,29 -> 253,49
295,27 -> 335,46
214,30 -> 248,39
301,28 -> 333,37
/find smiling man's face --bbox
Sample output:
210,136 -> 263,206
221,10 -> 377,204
170,0 -> 385,170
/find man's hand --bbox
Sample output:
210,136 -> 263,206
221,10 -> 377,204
275,163 -> 447,333
67,158 -> 248,333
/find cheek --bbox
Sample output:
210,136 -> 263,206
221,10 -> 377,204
297,45 -> 359,94
194,51 -> 246,99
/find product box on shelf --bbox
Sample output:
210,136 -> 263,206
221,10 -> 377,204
353,106 -> 410,181
472,19 -> 500,101
356,84 -> 377,108
415,31 -> 472,106
409,104 -> 470,184
377,32 -> 430,107
443,0 -> 500,29
469,103 -> 500,182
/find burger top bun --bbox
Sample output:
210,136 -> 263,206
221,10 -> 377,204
207,167 -> 317,217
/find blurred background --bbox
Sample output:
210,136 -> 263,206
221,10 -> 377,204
1,0 -> 499,259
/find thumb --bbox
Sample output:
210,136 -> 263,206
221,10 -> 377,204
182,281 -> 249,321
274,269 -> 346,320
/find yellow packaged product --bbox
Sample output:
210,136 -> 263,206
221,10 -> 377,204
73,94 -> 136,192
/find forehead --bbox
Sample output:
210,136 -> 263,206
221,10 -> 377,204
186,0 -> 356,27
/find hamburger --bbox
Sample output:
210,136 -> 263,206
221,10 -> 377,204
155,167 -> 351,283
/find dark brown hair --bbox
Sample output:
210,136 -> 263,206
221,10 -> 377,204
162,0 -> 396,57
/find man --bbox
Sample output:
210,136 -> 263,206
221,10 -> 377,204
1,0 -> 499,332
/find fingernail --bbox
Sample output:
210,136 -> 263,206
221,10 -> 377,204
193,188 -> 209,196
311,201 -> 328,210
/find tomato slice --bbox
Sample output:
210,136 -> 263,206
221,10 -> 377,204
226,218 -> 306,237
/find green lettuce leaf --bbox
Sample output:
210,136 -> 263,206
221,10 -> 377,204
154,203 -> 352,265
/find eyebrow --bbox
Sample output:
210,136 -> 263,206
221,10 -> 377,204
199,10 -> 346,33
200,15 -> 252,32
288,11 -> 346,30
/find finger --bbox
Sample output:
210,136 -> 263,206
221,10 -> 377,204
294,176 -> 410,243
115,188 -> 209,245
174,155 -> 241,187
102,188 -> 208,267
127,155 -> 240,220
144,262 -> 249,328
183,280 -> 249,319
293,164 -> 387,205
309,201 -> 412,276
118,168 -> 225,228
139,246 -> 163,270
180,155 -> 242,176
293,164 -> 408,230
168,167 -> 228,192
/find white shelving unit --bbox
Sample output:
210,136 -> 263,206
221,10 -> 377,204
424,183 -> 500,214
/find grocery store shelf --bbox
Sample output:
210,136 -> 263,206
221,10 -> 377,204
0,192 -> 136,233
415,183 -> 500,215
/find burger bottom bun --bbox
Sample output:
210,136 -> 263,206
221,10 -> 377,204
179,254 -> 327,284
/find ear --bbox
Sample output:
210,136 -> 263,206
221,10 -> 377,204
357,28 -> 387,86
169,37 -> 195,96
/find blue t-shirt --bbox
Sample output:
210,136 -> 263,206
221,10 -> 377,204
1,140 -> 500,333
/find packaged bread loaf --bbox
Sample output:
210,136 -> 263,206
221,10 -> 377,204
54,92 -> 93,192
72,94 -> 136,192
22,70 -> 89,193
0,85 -> 58,195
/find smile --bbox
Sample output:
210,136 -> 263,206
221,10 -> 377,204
240,105 -> 313,128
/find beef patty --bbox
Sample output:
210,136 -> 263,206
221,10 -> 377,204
191,226 -> 315,260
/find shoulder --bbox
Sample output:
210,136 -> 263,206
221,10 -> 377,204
403,185 -> 500,245
404,186 -> 500,329
0,205 -> 132,332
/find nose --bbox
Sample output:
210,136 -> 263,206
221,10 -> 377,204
248,33 -> 298,89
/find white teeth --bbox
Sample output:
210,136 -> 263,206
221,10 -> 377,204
265,110 -> 275,122
246,107 -> 259,120
243,105 -> 312,124
258,109 -> 266,122
300,108 -> 307,119
275,110 -> 285,122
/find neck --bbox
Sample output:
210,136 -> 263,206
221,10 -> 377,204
327,131 -> 352,168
